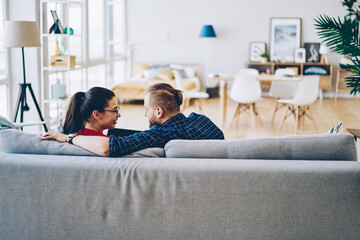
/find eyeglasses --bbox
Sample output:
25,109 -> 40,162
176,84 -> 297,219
104,106 -> 120,114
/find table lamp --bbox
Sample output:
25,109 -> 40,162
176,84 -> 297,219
319,44 -> 329,63
199,25 -> 217,88
2,21 -> 48,132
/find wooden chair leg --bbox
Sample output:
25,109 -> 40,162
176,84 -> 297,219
302,106 -> 306,131
249,104 -> 256,130
278,105 -> 290,133
229,103 -> 240,129
196,99 -> 203,112
271,101 -> 280,124
181,98 -> 189,112
236,104 -> 243,124
307,106 -> 319,133
295,106 -> 300,135
253,103 -> 263,126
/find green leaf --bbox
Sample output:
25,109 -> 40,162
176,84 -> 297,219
314,0 -> 360,95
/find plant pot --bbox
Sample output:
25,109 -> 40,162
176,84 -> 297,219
260,57 -> 268,63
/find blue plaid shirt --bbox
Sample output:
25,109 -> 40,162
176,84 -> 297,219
109,112 -> 224,156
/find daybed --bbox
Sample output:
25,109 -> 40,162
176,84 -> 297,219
112,62 -> 200,101
0,129 -> 359,240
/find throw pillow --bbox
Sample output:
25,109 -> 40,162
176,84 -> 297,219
0,129 -> 165,157
326,122 -> 343,134
0,116 -> 18,130
176,69 -> 188,78
136,63 -> 151,78
184,67 -> 196,78
155,68 -> 174,81
143,69 -> 160,80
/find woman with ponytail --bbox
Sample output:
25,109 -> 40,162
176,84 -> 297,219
43,83 -> 224,156
61,87 -> 120,137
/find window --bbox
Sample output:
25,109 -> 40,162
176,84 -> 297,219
88,0 -> 104,61
87,0 -> 126,87
0,0 -> 9,118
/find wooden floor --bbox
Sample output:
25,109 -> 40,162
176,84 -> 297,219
117,97 -> 359,137
117,97 -> 360,160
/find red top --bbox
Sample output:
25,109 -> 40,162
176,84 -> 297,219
77,128 -> 109,138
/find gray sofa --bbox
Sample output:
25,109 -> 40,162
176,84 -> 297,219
0,129 -> 359,240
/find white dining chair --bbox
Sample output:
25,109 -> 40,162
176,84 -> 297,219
269,68 -> 298,124
173,70 -> 209,112
229,68 -> 262,130
277,75 -> 319,134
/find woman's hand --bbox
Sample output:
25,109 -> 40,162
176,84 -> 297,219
42,131 -> 68,143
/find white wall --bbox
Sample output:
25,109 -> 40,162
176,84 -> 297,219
128,0 -> 346,94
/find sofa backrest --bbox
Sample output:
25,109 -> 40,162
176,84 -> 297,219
0,129 -> 164,158
164,133 -> 357,161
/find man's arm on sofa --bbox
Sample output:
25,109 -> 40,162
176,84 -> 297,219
42,132 -> 110,156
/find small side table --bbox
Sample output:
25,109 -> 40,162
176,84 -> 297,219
347,128 -> 360,141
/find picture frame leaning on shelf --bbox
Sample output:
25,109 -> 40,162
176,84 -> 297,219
49,10 -> 64,34
249,42 -> 266,62
270,18 -> 302,62
304,42 -> 321,62
294,48 -> 306,63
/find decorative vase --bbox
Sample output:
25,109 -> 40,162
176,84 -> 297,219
51,79 -> 66,99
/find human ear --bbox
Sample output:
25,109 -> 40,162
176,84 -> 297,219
156,107 -> 164,118
92,110 -> 102,120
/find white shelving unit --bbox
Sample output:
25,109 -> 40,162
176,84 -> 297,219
39,0 -> 86,130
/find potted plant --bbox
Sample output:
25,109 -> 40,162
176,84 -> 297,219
260,52 -> 269,63
314,0 -> 360,95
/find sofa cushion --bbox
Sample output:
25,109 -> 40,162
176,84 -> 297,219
0,129 -> 164,157
164,134 -> 357,161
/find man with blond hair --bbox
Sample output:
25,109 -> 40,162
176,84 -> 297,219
43,83 -> 224,156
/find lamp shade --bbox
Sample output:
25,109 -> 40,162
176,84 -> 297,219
319,44 -> 329,54
199,25 -> 216,38
2,21 -> 41,48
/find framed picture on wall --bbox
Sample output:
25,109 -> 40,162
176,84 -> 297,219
249,42 -> 266,62
294,48 -> 306,63
270,18 -> 301,62
304,42 -> 321,62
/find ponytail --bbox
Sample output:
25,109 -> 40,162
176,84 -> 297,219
62,92 -> 85,134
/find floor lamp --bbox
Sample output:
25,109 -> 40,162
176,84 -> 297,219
199,25 -> 217,88
3,21 -> 48,132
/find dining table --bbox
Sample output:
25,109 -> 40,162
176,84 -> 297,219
212,73 -> 303,127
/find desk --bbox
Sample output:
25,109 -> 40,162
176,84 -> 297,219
212,73 -> 303,127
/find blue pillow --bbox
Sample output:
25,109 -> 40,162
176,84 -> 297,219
304,67 -> 328,75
